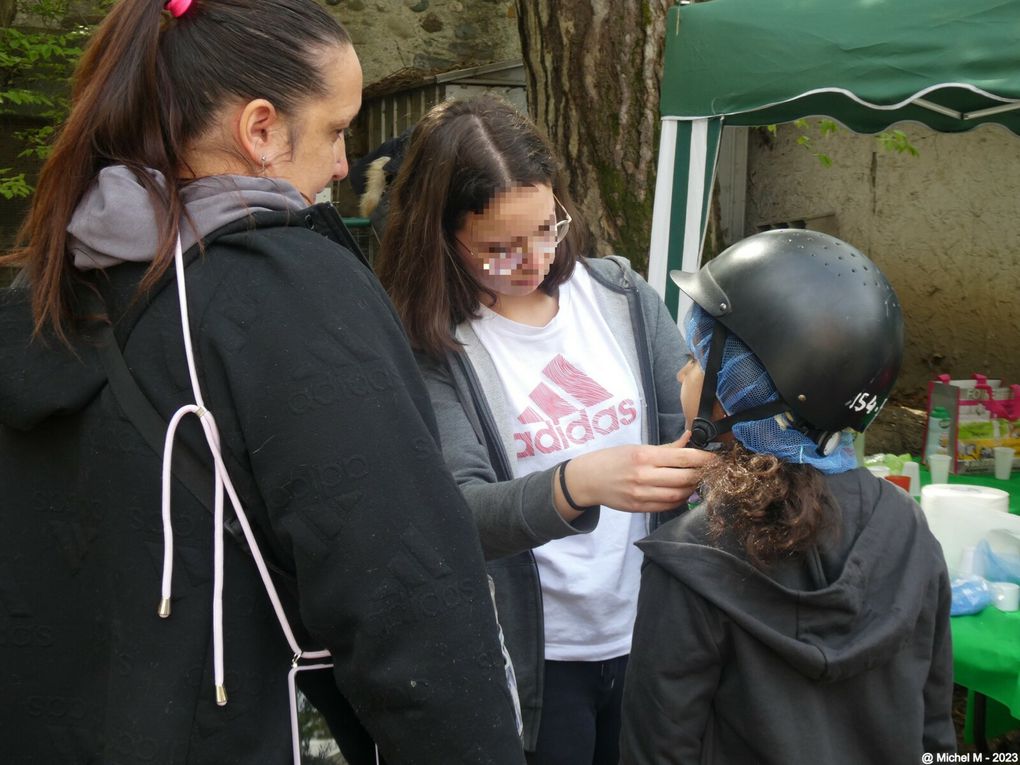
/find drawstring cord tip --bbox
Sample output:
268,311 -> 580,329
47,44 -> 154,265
158,598 -> 171,618
215,685 -> 228,706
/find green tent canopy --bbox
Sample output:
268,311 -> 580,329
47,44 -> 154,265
650,0 -> 1020,319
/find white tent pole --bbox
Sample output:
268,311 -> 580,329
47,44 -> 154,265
913,98 -> 962,119
648,118 -> 679,299
681,119 -> 710,274
674,118 -> 713,323
964,101 -> 1020,120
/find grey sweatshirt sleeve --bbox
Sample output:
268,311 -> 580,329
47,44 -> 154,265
634,267 -> 689,444
419,354 -> 599,561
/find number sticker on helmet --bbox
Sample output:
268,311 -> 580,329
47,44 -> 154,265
846,392 -> 879,413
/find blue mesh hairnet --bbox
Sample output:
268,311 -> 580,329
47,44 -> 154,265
683,303 -> 857,474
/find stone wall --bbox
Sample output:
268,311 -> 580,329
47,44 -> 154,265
333,0 -> 521,85
745,123 -> 1020,407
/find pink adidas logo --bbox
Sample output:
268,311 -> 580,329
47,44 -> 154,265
515,354 -> 637,459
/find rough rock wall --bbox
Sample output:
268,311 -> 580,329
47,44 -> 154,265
746,123 -> 1020,407
334,0 -> 521,85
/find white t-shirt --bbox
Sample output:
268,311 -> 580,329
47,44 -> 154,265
471,265 -> 646,661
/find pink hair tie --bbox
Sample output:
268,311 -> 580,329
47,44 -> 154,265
165,0 -> 192,17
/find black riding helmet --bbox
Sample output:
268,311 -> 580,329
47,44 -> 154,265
671,229 -> 903,453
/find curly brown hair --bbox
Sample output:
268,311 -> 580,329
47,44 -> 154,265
700,443 -> 838,569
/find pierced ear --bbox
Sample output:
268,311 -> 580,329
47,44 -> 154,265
236,98 -> 281,165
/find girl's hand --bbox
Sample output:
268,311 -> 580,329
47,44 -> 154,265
553,441 -> 716,518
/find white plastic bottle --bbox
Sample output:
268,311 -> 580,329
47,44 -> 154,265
925,406 -> 951,463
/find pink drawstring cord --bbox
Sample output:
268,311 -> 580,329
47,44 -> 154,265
158,235 -> 329,716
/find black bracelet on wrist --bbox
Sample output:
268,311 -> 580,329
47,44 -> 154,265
557,459 -> 597,513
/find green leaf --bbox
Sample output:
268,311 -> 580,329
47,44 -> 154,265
0,171 -> 32,199
876,129 -> 920,157
0,0 -> 99,189
818,119 -> 840,135
0,88 -> 54,106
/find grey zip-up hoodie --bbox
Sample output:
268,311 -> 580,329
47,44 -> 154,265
620,467 -> 956,764
417,256 -> 690,750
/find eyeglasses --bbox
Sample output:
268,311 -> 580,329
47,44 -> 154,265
552,194 -> 572,245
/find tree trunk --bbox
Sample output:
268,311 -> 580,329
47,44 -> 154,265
515,0 -> 671,273
0,0 -> 16,29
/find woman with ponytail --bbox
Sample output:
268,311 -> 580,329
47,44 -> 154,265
619,230 -> 955,764
0,1 -> 524,763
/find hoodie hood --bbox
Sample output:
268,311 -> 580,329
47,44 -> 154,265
1,167 -> 307,430
68,166 -> 307,270
0,288 -> 106,430
638,469 -> 940,683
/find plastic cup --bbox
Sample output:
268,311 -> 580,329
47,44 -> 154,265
928,453 -> 952,484
901,461 -> 922,498
993,446 -> 1015,480
992,582 -> 1020,612
884,474 -> 911,491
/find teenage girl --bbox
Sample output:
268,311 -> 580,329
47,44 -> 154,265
376,95 -> 715,765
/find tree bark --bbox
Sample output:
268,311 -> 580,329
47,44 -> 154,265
0,0 -> 16,29
515,0 -> 671,273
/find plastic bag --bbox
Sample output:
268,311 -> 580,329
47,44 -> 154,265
862,452 -> 912,474
974,535 -> 1020,585
950,575 -> 992,616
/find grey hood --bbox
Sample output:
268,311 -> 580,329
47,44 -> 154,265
638,469 -> 942,683
68,165 -> 307,270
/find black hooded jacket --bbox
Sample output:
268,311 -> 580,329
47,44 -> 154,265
0,202 -> 524,764
620,468 -> 955,764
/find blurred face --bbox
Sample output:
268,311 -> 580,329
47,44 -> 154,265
677,357 -> 705,428
272,44 -> 362,203
677,357 -> 730,439
455,184 -> 561,296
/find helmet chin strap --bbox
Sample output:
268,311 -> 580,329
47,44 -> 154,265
688,322 -> 729,451
687,322 -> 800,451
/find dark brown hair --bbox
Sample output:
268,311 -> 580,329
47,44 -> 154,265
700,443 -> 837,569
1,0 -> 351,342
375,95 -> 591,358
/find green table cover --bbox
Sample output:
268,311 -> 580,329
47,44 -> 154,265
953,609 -> 1020,740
